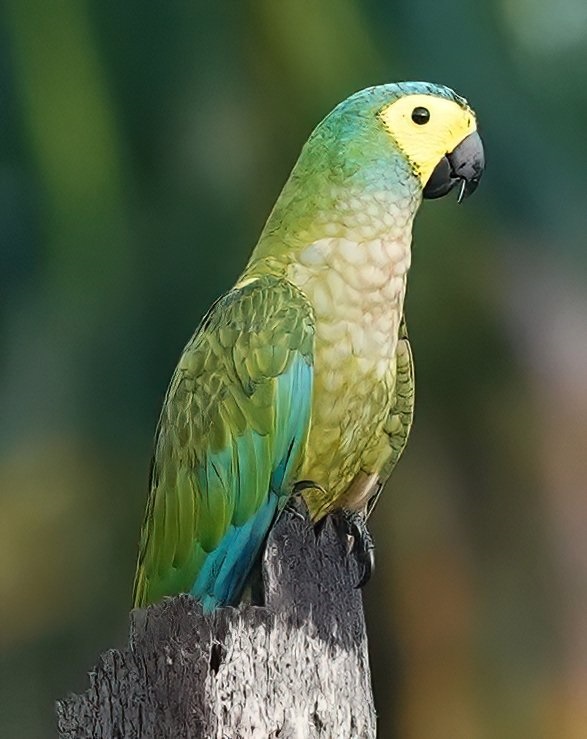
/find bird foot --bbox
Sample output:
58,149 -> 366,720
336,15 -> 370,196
340,510 -> 375,588
291,480 -> 329,535
284,490 -> 311,522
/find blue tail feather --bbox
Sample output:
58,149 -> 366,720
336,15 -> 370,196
192,492 -> 279,612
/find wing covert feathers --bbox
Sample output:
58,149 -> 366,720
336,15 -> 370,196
133,276 -> 314,607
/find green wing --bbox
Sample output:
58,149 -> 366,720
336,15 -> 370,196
379,315 -> 415,483
133,275 -> 315,609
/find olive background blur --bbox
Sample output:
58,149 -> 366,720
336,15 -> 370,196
2,3 -> 587,738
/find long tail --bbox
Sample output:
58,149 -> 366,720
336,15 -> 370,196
191,492 -> 279,613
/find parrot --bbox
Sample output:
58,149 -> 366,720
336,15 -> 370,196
133,81 -> 485,612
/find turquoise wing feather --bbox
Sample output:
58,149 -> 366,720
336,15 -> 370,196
133,275 -> 315,610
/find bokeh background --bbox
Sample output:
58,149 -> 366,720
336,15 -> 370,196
1,2 -> 587,737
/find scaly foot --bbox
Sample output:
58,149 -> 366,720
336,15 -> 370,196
284,489 -> 311,522
341,510 -> 375,588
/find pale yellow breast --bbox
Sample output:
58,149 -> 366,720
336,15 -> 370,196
287,229 -> 412,514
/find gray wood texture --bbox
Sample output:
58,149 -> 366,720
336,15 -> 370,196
56,509 -> 376,738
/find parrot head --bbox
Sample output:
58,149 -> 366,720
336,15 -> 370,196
316,81 -> 485,204
376,84 -> 484,202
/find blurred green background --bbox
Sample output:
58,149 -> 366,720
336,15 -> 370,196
1,2 -> 587,737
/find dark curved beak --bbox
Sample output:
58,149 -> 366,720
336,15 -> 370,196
423,130 -> 485,203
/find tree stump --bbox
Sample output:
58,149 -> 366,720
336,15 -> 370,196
56,509 -> 376,738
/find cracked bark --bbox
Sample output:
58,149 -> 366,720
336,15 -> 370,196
56,510 -> 376,738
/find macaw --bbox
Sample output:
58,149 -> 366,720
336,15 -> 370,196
133,82 -> 485,611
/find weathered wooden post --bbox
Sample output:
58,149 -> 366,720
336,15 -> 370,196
57,510 -> 376,738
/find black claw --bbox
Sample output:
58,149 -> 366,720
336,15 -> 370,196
355,544 -> 375,589
312,514 -> 329,540
291,480 -> 330,538
283,494 -> 309,522
341,510 -> 376,588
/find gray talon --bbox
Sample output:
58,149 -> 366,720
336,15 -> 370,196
284,494 -> 309,522
341,510 -> 375,588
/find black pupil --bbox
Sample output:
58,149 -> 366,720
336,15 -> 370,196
412,106 -> 430,125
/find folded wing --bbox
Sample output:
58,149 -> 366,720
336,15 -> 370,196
133,275 -> 315,610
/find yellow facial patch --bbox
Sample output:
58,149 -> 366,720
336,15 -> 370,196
379,94 -> 477,185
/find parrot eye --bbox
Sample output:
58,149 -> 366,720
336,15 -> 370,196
411,106 -> 430,125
